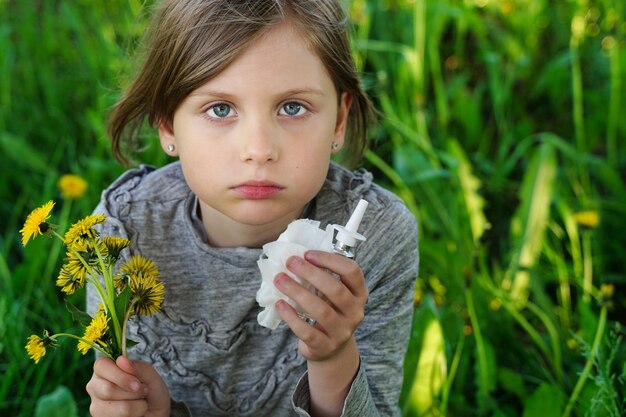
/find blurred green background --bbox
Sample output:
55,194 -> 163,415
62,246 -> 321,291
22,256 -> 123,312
1,0 -> 625,416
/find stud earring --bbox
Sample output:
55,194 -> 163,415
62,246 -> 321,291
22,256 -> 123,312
167,144 -> 175,152
331,142 -> 339,150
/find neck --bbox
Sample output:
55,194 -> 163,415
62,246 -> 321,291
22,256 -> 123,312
198,202 -> 302,248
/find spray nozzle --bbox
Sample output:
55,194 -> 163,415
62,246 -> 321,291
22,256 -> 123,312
332,199 -> 368,249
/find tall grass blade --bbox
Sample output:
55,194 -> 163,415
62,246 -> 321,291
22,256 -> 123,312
507,142 -> 557,305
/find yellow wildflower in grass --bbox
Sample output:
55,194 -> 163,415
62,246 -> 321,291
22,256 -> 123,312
77,309 -> 109,355
64,213 -> 106,248
20,200 -> 55,246
573,210 -> 600,228
58,174 -> 88,199
130,272 -> 165,316
56,265 -> 85,295
25,334 -> 47,364
115,254 -> 160,291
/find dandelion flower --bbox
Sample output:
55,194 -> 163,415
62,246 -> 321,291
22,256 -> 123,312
58,174 -> 88,199
573,210 -> 600,229
25,334 -> 47,364
130,272 -> 165,316
115,255 -> 159,291
77,310 -> 109,355
64,214 -> 106,248
20,201 -> 55,246
63,240 -> 108,280
56,265 -> 85,295
100,236 -> 130,261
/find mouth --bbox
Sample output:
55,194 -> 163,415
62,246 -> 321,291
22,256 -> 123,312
231,181 -> 284,200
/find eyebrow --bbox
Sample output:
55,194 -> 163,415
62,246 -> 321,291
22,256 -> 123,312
188,87 -> 326,99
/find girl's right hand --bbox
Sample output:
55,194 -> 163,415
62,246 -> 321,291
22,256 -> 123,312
86,356 -> 171,417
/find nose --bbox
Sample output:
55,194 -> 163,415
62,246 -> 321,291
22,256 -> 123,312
239,116 -> 279,164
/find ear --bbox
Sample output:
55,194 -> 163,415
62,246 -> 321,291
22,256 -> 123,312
158,118 -> 178,156
332,92 -> 352,152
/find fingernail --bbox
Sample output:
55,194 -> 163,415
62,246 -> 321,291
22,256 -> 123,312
287,256 -> 303,268
276,300 -> 287,312
274,273 -> 288,288
143,385 -> 149,396
130,381 -> 141,392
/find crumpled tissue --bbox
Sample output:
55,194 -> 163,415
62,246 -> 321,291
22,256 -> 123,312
256,219 -> 335,329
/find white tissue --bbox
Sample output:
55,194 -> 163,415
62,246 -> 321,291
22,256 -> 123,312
255,219 -> 334,329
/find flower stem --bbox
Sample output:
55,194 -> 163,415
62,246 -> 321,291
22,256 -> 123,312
51,332 -> 114,360
561,306 -> 607,417
121,299 -> 137,357
92,240 -> 123,355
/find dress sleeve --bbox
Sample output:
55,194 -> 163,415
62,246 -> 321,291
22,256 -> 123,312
292,200 -> 419,416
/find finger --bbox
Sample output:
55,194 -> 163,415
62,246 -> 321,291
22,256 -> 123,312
275,299 -> 330,349
89,398 -> 148,417
86,375 -> 148,401
285,256 -> 355,311
304,251 -> 368,298
274,272 -> 334,320
131,360 -> 172,412
92,357 -> 146,394
116,355 -> 137,375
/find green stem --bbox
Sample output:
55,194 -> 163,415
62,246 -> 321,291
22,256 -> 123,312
606,35 -> 621,167
51,332 -> 113,360
561,306 -> 608,417
465,286 -> 490,405
121,299 -> 137,357
569,8 -> 586,155
440,332 -> 465,415
582,231 -> 593,303
92,240 -> 123,354
526,301 -> 563,384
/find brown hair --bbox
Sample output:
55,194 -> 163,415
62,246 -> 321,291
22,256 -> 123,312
108,0 -> 373,168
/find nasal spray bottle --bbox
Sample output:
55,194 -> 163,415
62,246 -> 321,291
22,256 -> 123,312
331,199 -> 368,258
298,199 -> 368,324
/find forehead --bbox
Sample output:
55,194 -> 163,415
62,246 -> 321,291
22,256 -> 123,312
192,21 -> 336,96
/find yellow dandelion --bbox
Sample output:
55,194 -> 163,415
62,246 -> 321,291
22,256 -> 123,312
25,334 -> 47,364
64,213 -> 106,248
58,174 -> 88,200
77,310 -> 109,355
115,255 -> 159,291
600,283 -> 615,298
573,210 -> 600,229
56,265 -> 85,295
100,236 -> 130,261
20,201 -> 55,246
130,272 -> 165,316
63,240 -> 108,280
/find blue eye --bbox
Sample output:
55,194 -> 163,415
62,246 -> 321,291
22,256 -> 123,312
279,102 -> 307,117
207,103 -> 235,119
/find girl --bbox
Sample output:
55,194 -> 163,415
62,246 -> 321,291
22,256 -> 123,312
86,1 -> 419,416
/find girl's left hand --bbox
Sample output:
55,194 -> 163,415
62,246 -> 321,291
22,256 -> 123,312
273,250 -> 368,361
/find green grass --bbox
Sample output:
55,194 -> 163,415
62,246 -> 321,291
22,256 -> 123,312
2,0 -> 625,416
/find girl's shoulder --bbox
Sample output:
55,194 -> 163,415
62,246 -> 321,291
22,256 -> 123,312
98,162 -> 189,216
324,162 -> 415,226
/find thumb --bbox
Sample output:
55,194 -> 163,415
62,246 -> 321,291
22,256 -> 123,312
130,360 -> 171,413
116,355 -> 137,376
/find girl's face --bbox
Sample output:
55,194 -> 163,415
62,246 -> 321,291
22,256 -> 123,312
159,22 -> 351,247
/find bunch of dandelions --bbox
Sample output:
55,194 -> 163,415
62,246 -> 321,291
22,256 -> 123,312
21,200 -> 165,364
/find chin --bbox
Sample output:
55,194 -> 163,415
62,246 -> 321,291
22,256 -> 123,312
229,201 -> 303,227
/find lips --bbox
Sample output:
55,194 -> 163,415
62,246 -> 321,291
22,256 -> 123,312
231,181 -> 284,199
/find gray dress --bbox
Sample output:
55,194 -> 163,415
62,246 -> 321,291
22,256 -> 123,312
88,161 -> 419,417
